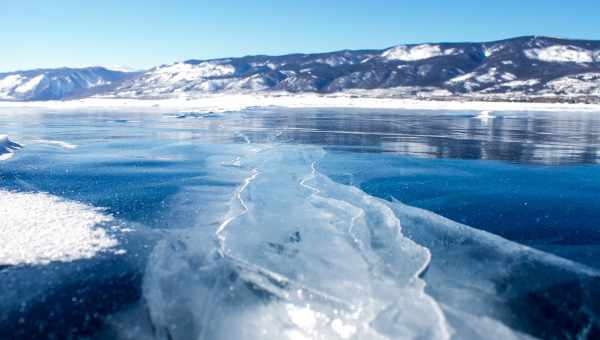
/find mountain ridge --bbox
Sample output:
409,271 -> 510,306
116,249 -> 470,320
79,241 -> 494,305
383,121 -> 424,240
2,36 -> 600,102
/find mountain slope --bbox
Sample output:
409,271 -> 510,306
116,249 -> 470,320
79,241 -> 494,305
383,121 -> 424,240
111,36 -> 600,101
0,67 -> 135,101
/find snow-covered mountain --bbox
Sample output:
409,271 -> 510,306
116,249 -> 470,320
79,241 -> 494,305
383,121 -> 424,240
3,36 -> 600,101
0,67 -> 135,101
111,36 -> 600,101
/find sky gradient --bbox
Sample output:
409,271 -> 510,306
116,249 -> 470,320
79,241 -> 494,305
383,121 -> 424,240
1,0 -> 599,72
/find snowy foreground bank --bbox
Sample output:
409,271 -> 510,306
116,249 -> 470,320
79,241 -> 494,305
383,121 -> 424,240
1,94 -> 600,114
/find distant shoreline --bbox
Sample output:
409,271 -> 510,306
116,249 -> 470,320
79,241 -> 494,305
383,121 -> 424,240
1,93 -> 600,114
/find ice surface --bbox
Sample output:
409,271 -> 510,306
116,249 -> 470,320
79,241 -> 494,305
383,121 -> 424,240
0,225 -> 160,339
474,110 -> 494,122
389,201 -> 600,339
31,139 -> 78,149
0,134 -> 21,160
0,190 -> 119,265
1,114 -> 598,339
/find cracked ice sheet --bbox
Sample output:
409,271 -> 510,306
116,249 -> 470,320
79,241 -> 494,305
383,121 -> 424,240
143,145 -> 450,340
139,144 -> 600,340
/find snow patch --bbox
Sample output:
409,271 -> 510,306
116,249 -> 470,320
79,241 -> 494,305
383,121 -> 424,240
448,72 -> 476,83
524,45 -> 594,63
0,190 -> 118,266
315,55 -> 355,66
103,65 -> 143,72
0,75 -> 25,92
151,62 -> 235,82
280,70 -> 296,77
544,73 -> 600,95
475,68 -> 516,83
500,79 -> 540,88
447,68 -> 517,91
331,318 -> 357,338
382,44 -> 459,61
14,74 -> 45,94
484,44 -> 505,57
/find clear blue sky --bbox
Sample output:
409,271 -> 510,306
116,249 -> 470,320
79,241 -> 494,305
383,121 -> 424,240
1,0 -> 599,72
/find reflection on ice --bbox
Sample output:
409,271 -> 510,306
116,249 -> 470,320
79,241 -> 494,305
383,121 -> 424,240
239,108 -> 600,165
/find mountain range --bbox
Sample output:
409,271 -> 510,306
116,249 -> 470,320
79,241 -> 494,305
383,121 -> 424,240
1,36 -> 600,102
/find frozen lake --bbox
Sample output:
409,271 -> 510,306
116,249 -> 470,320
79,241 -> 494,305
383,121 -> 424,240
1,108 -> 599,339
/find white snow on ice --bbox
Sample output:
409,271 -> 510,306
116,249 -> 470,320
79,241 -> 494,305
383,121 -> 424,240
0,190 -> 118,266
